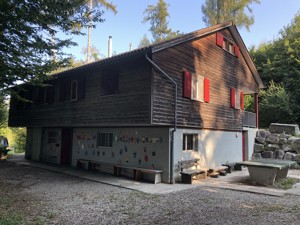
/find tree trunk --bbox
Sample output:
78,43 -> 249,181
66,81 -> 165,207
87,0 -> 92,63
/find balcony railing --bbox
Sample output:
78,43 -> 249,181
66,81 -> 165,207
242,111 -> 256,128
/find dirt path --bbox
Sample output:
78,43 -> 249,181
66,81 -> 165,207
1,160 -> 300,225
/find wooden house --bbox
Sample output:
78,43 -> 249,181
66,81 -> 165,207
9,21 -> 264,183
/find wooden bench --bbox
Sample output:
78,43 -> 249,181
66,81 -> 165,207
76,159 -> 163,184
178,159 -> 207,184
221,162 -> 242,173
235,159 -> 297,185
114,164 -> 163,184
76,159 -> 91,170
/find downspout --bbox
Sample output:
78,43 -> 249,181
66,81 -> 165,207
145,53 -> 177,184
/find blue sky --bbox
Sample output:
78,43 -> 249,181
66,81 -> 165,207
64,0 -> 300,61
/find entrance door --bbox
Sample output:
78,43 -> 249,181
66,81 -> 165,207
61,128 -> 73,165
242,131 -> 249,161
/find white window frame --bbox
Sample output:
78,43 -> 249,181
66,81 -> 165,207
48,131 -> 59,144
97,132 -> 113,148
183,134 -> 198,151
191,75 -> 204,102
223,38 -> 235,56
71,80 -> 78,101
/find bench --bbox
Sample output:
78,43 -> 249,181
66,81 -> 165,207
221,162 -> 242,173
76,159 -> 163,184
114,164 -> 163,184
178,159 -> 207,184
76,159 -> 92,170
235,159 -> 297,185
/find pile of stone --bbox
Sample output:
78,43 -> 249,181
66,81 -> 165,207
253,123 -> 300,165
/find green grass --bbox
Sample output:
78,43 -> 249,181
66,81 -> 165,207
277,177 -> 300,189
0,214 -> 22,225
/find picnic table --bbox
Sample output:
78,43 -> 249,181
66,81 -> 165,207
236,159 -> 297,185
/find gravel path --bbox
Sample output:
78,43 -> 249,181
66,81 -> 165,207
1,161 -> 300,225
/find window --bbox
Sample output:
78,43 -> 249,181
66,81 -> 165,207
38,86 -> 54,105
183,71 -> 210,102
183,134 -> 198,151
101,72 -> 119,96
71,80 -> 78,101
48,131 -> 58,144
216,32 -> 240,57
192,75 -> 204,101
60,76 -> 85,102
97,133 -> 113,147
230,88 -> 244,110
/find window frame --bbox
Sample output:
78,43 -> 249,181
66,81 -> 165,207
48,131 -> 59,144
100,72 -> 119,96
191,75 -> 204,102
182,133 -> 198,151
70,80 -> 78,101
97,132 -> 113,148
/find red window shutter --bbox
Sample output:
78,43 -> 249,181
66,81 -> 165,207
216,32 -> 223,47
204,78 -> 210,103
230,88 -> 236,108
183,71 -> 191,98
240,91 -> 244,110
234,45 -> 240,57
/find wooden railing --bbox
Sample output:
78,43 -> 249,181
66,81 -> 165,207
242,111 -> 256,128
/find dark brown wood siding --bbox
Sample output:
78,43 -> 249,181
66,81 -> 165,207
9,56 -> 152,127
152,29 -> 259,130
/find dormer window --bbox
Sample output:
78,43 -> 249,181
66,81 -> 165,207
216,32 -> 240,57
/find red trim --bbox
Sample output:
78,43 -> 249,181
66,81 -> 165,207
204,78 -> 210,103
234,45 -> 240,57
216,32 -> 223,47
183,71 -> 191,98
230,88 -> 236,108
254,93 -> 259,128
240,91 -> 244,110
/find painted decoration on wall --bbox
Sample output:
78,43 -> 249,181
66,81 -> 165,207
144,154 -> 148,162
152,151 -> 156,157
138,159 -> 141,165
133,152 -> 137,158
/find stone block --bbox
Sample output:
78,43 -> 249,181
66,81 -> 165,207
266,144 -> 279,151
283,152 -> 296,161
295,154 -> 300,164
255,137 -> 265,144
292,139 -> 300,154
269,123 -> 299,135
261,151 -> 274,159
254,143 -> 265,153
265,134 -> 279,144
278,138 -> 288,145
282,144 -> 293,152
252,153 -> 262,159
274,150 -> 285,159
257,130 -> 270,138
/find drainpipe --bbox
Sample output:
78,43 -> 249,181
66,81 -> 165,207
145,53 -> 177,184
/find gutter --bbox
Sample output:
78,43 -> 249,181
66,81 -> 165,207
145,53 -> 177,184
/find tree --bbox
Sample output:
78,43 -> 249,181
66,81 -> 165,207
201,0 -> 261,31
0,0 -> 104,96
86,0 -> 117,63
81,45 -> 105,62
138,34 -> 151,48
143,0 -> 180,43
0,96 -> 7,128
258,81 -> 295,128
250,13 -> 300,123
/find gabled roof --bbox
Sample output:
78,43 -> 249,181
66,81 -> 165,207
57,21 -> 264,88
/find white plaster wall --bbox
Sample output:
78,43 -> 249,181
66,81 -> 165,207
31,127 -> 42,161
173,128 -> 242,181
243,127 -> 258,160
72,127 -> 170,183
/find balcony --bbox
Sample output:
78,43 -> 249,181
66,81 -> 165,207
242,111 -> 256,128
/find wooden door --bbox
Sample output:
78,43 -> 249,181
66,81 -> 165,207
61,128 -> 73,165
